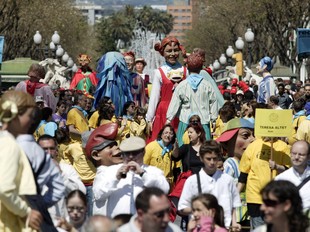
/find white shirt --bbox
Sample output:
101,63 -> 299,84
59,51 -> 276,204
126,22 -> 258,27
92,165 -> 109,215
92,163 -> 170,217
275,166 -> 310,210
178,169 -> 241,227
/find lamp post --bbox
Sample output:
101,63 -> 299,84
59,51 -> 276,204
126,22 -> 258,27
232,37 -> 244,79
244,28 -> 255,68
226,45 -> 234,66
213,59 -> 220,70
33,31 -> 61,60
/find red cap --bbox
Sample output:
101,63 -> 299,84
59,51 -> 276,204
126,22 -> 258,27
85,123 -> 118,157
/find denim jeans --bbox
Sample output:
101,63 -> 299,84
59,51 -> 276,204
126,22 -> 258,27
250,215 -> 264,230
85,185 -> 93,217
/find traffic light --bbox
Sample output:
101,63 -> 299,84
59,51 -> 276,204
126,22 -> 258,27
232,52 -> 243,78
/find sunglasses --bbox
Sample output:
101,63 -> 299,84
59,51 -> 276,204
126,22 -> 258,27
262,198 -> 280,207
152,207 -> 170,218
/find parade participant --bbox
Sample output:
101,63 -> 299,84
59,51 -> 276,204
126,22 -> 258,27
15,63 -> 57,112
166,53 -> 218,143
146,36 -> 188,141
237,136 -> 291,230
217,118 -> 255,224
296,102 -> 310,143
92,136 -> 169,217
94,52 -> 133,117
119,187 -> 182,232
144,124 -> 178,188
287,100 -> 306,145
187,194 -> 227,232
85,123 -> 123,215
0,90 -> 42,231
254,180 -> 309,232
70,54 -> 98,94
135,57 -> 150,99
52,100 -> 67,128
275,140 -> 310,211
123,51 -> 147,107
130,106 -> 148,140
178,140 -> 241,229
276,83 -> 292,109
67,92 -> 90,143
256,56 -> 278,105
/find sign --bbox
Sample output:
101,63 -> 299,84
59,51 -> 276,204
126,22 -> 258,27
297,28 -> 310,59
0,36 -> 4,65
255,109 -> 292,137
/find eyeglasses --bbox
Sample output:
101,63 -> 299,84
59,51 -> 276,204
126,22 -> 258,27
67,206 -> 85,213
151,207 -> 170,218
262,198 -> 280,207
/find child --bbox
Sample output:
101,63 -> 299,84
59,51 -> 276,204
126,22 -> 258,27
178,140 -> 241,229
130,107 -> 148,139
188,193 -> 227,232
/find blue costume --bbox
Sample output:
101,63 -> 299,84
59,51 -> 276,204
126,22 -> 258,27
94,52 -> 133,117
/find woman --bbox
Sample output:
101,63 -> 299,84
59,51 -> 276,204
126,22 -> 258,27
188,194 -> 227,232
58,190 -> 88,232
174,123 -> 206,174
144,124 -> 178,187
254,180 -> 309,232
146,36 -> 187,141
0,90 -> 42,231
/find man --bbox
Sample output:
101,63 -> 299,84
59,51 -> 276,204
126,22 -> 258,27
296,102 -> 310,143
90,136 -> 169,217
256,56 -> 278,105
302,83 -> 310,101
15,63 -> 57,112
119,187 -> 182,232
85,123 -> 123,215
275,140 -> 310,210
16,107 -> 64,231
275,83 -> 292,109
38,135 -> 86,221
81,215 -> 115,232
178,140 -> 241,229
166,53 -> 218,145
237,137 -> 291,230
66,92 -> 89,142
268,95 -> 282,110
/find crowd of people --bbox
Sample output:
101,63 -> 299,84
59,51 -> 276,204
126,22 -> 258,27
0,35 -> 309,232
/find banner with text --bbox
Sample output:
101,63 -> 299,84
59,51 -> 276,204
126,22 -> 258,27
255,109 -> 292,137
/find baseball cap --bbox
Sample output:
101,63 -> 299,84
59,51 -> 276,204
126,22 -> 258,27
85,123 -> 118,157
35,96 -> 44,103
119,136 -> 146,153
216,118 -> 254,142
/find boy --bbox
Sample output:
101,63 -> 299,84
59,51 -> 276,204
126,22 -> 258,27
178,140 -> 241,229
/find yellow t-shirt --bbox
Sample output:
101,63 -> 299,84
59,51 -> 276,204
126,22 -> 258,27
239,138 -> 291,204
88,110 -> 99,129
62,142 -> 96,184
288,116 -> 306,145
130,119 -> 147,140
144,141 -> 176,186
66,108 -> 89,142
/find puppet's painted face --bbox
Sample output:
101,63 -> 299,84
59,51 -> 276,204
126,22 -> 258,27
163,42 -> 180,65
78,54 -> 90,67
124,55 -> 135,71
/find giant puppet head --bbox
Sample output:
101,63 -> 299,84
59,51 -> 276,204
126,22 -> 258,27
123,51 -> 135,72
256,56 -> 274,74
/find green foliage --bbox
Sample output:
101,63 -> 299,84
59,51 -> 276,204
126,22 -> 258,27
96,5 -> 174,54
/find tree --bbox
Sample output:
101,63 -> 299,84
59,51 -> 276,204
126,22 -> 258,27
185,0 -> 310,74
0,0 -> 97,64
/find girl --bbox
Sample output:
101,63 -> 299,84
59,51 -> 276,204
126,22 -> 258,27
130,106 -> 148,139
58,190 -> 88,231
53,100 -> 67,128
188,194 -> 227,232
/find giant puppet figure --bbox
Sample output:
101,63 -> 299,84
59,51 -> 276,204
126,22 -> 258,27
123,51 -> 147,108
70,54 -> 98,94
93,52 -> 133,117
146,36 -> 188,141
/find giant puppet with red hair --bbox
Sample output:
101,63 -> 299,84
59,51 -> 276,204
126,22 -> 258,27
146,36 -> 188,141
